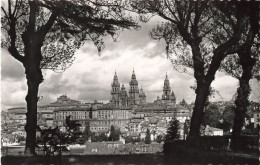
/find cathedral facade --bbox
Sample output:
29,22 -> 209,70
110,70 -> 146,107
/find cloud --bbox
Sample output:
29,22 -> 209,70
1,50 -> 25,81
2,15 -> 259,110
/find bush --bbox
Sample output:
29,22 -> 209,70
197,136 -> 230,150
240,135 -> 259,149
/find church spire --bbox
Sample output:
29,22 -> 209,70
163,72 -> 170,89
113,70 -> 119,83
129,68 -> 139,105
111,71 -> 120,107
131,68 -> 136,80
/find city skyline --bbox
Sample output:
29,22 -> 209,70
1,16 -> 259,110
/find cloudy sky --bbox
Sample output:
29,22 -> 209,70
1,16 -> 259,110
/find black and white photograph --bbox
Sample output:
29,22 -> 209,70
1,0 -> 259,164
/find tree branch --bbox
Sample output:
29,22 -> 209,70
39,12 -> 57,35
8,18 -> 25,63
27,0 -> 37,31
8,0 -> 12,17
165,0 -> 179,22
1,7 -> 10,23
13,0 -> 19,16
156,9 -> 177,24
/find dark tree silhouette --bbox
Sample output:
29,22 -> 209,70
65,115 -> 81,130
165,118 -> 179,142
202,103 -> 222,128
1,0 -> 137,155
218,105 -> 235,132
65,115 -> 82,144
144,128 -> 151,144
36,126 -> 61,156
132,1 -> 256,142
219,6 -> 259,149
156,135 -> 163,143
109,125 -> 120,141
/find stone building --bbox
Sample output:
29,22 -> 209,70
53,107 -> 91,126
89,104 -> 132,131
110,70 -> 147,107
129,69 -> 140,105
139,87 -> 146,105
154,73 -> 176,105
110,71 -> 122,107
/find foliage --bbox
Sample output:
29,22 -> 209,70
108,126 -> 120,141
65,115 -> 82,144
222,105 -> 235,132
125,136 -> 141,144
75,137 -> 86,145
165,118 -> 179,142
36,115 -> 84,155
133,1 -> 248,75
155,135 -> 163,143
132,1 -> 253,140
202,103 -> 222,128
36,126 -> 62,155
91,132 -> 108,142
1,0 -> 139,71
1,0 -> 138,155
242,123 -> 259,135
144,129 -> 151,144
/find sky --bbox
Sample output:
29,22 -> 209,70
1,16 -> 259,110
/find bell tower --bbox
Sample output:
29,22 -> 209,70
111,71 -> 120,106
162,73 -> 171,104
129,69 -> 139,105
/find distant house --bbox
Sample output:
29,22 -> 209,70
90,123 -> 110,133
201,125 -> 223,136
84,141 -> 124,155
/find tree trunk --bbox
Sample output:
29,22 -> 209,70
24,77 -> 41,156
188,82 -> 210,142
230,53 -> 255,150
186,41 -> 212,143
23,31 -> 44,156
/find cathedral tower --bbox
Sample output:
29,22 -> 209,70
139,86 -> 146,104
162,73 -> 172,104
129,69 -> 139,105
119,84 -> 129,106
111,71 -> 120,106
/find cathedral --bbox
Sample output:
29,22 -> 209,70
156,73 -> 176,105
162,73 -> 176,104
110,69 -> 146,107
110,70 -> 176,107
